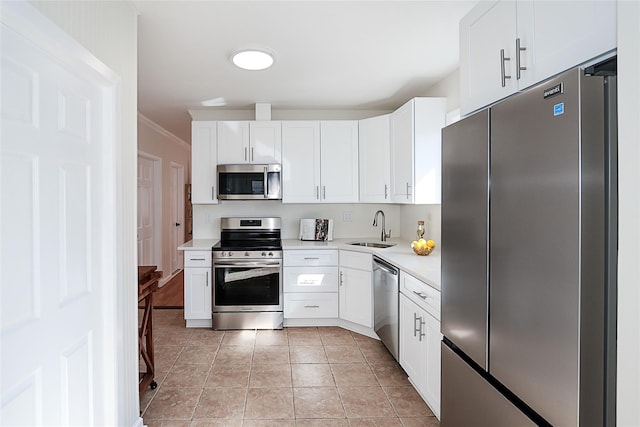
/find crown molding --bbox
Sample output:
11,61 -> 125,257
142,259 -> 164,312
137,112 -> 190,151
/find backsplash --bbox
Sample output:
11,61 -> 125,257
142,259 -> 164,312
191,202 -> 441,244
192,202 -> 401,240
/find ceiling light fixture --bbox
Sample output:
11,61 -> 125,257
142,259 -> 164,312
231,49 -> 274,71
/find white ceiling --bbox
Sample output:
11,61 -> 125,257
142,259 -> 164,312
135,1 -> 477,143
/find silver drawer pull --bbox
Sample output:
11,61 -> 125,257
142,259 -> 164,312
190,257 -> 206,261
303,257 -> 320,260
304,305 -> 320,309
412,290 -> 427,300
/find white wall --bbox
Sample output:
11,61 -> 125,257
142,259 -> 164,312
193,202 -> 400,241
138,114 -> 191,279
419,68 -> 460,114
29,1 -> 140,426
616,1 -> 640,425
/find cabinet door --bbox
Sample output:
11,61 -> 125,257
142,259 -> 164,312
414,98 -> 446,204
217,121 -> 249,164
390,100 -> 414,203
339,266 -> 372,328
250,121 -> 282,163
320,121 -> 359,203
425,312 -> 442,418
191,121 -> 218,204
399,293 -> 425,382
516,0 -> 616,90
282,121 -> 321,203
459,1 -> 517,115
359,115 -> 390,203
184,267 -> 212,320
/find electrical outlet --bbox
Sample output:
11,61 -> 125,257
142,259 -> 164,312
343,211 -> 353,222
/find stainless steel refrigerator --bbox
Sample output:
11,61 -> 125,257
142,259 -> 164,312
441,65 -> 617,426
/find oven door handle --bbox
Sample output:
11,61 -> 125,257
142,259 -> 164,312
214,261 -> 281,268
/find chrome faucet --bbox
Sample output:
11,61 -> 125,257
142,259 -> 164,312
372,210 -> 391,242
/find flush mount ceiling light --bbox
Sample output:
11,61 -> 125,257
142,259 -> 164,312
231,49 -> 274,71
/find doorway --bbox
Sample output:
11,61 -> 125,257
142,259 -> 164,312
169,162 -> 185,274
137,153 -> 161,268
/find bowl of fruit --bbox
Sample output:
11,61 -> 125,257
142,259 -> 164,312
411,238 -> 436,256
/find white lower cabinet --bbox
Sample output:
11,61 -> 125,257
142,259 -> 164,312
339,250 -> 373,328
283,249 -> 339,325
399,272 -> 441,419
183,250 -> 212,327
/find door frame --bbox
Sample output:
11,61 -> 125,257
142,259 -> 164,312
169,161 -> 185,275
137,151 -> 162,271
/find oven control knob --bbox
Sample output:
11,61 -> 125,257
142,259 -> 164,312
268,252 -> 273,257
245,251 -> 250,257
261,252 -> 266,257
228,252 -> 233,256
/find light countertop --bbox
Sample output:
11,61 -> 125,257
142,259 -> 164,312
178,237 -> 440,291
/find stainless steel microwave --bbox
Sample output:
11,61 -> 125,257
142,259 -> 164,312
217,164 -> 282,200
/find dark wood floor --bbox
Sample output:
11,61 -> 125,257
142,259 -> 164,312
152,270 -> 184,308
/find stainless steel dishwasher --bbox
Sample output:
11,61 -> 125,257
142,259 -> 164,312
373,256 -> 399,361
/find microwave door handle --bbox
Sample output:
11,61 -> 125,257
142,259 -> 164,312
264,166 -> 268,198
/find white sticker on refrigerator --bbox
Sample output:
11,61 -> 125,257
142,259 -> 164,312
554,103 -> 565,116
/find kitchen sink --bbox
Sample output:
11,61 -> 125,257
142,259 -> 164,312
348,241 -> 396,249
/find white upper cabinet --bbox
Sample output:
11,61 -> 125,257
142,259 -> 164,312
390,98 -> 446,204
320,121 -> 359,203
282,121 -> 321,203
359,114 -> 391,203
191,121 -> 218,204
282,120 -> 359,204
460,0 -> 616,116
217,121 -> 282,164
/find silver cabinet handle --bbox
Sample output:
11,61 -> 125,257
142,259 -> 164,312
244,147 -> 248,161
304,305 -> 320,309
212,186 -> 215,200
412,290 -> 427,300
406,182 -> 412,199
414,312 -> 425,341
251,147 -> 254,162
500,49 -> 511,87
303,257 -> 320,260
206,271 -> 209,287
316,186 -> 319,200
516,38 -> 526,80
339,271 -> 344,286
189,257 -> 206,261
323,186 -> 326,200
384,184 -> 388,199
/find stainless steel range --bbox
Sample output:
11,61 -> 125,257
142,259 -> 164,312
212,217 -> 283,330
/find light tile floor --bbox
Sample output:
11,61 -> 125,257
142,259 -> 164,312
141,309 -> 439,427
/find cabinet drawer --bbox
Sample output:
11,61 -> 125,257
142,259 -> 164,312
284,266 -> 338,293
183,250 -> 212,267
284,292 -> 338,319
284,250 -> 338,267
400,271 -> 440,320
339,250 -> 372,271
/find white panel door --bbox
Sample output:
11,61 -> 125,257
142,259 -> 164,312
184,268 -> 212,320
137,156 -> 155,266
1,18 -> 116,426
339,267 -> 373,328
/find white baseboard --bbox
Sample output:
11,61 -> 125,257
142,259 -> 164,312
132,416 -> 145,427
